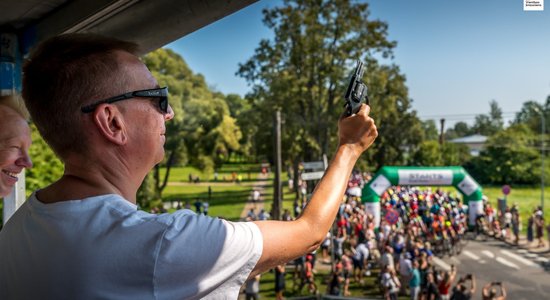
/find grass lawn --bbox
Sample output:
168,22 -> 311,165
481,186 -> 549,233
162,184 -> 252,221
159,164 -> 271,183
257,259 -> 408,299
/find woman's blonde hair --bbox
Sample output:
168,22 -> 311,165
0,94 -> 30,120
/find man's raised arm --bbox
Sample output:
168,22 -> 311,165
251,104 -> 377,276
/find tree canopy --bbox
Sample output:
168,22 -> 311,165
237,0 -> 423,171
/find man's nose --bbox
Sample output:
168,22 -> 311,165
165,104 -> 175,121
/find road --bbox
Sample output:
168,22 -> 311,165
431,238 -> 550,299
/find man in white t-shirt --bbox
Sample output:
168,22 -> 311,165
0,33 -> 377,299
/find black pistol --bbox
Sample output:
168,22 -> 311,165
344,60 -> 369,116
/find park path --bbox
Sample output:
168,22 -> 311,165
239,172 -> 269,220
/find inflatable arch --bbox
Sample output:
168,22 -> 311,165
361,166 -> 483,227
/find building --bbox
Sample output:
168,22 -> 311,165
449,134 -> 488,156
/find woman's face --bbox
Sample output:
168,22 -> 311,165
0,107 -> 32,197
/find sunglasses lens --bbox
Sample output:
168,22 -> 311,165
160,97 -> 168,113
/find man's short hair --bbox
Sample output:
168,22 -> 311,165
22,33 -> 139,158
0,94 -> 29,120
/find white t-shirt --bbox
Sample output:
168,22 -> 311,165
399,256 -> 412,277
0,192 -> 263,299
353,243 -> 370,261
381,272 -> 400,293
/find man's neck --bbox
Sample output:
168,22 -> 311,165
36,156 -> 142,204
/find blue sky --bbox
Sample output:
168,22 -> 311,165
167,0 -> 550,127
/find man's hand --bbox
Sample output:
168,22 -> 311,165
338,104 -> 377,157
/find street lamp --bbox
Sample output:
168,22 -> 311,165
533,106 -> 545,212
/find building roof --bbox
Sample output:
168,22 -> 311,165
449,134 -> 488,144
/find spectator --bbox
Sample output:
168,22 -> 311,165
333,230 -> 346,259
281,209 -> 292,221
511,210 -> 520,245
409,259 -> 421,300
304,254 -> 317,294
423,272 -> 439,300
252,189 -> 261,203
193,198 -> 203,214
381,265 -> 400,300
527,213 -> 534,244
438,266 -> 456,300
274,264 -> 286,300
244,274 -> 261,300
482,282 -> 506,300
535,212 -> 545,248
399,252 -> 413,295
321,232 -> 332,263
327,261 -> 344,296
352,238 -> 370,285
503,208 -> 512,238
341,249 -> 353,296
380,246 -> 395,271
202,200 -> 209,216
418,252 -> 430,295
246,208 -> 257,221
258,209 -> 270,221
0,96 -> 33,198
451,274 -> 475,300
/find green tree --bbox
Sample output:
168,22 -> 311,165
445,121 -> 471,140
466,124 -> 541,184
410,140 -> 443,166
26,124 -> 63,194
224,93 -> 256,161
440,143 -> 471,166
409,140 -> 471,167
422,120 -> 439,141
514,96 -> 550,134
471,100 -> 504,136
140,49 -> 242,207
237,0 -> 422,175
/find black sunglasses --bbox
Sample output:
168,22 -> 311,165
81,87 -> 169,113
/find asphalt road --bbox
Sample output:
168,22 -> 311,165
431,237 -> 550,299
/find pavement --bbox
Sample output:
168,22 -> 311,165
239,172 -> 269,220
492,230 -> 550,258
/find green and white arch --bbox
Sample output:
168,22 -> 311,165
361,166 -> 483,227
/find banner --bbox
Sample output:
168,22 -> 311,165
398,169 -> 453,186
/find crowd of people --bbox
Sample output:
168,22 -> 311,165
244,170 -> 514,299
480,203 -> 547,249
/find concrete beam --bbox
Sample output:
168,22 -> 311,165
32,0 -> 258,55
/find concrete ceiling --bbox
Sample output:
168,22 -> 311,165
0,0 -> 258,55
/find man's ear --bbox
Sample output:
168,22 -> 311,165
92,104 -> 128,145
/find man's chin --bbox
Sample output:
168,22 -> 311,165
155,151 -> 165,165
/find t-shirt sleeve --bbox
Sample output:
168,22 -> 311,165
153,213 -> 263,300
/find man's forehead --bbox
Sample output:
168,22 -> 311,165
115,50 -> 158,87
